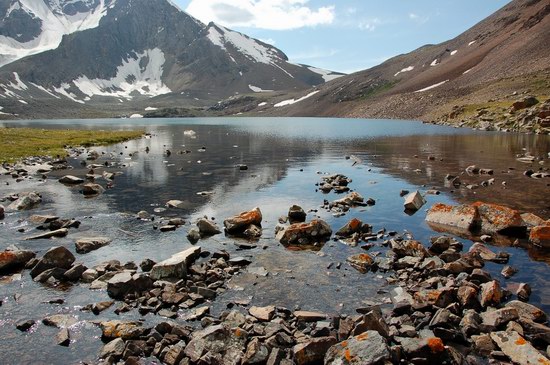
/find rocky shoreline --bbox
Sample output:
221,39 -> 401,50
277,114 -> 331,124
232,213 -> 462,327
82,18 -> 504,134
1,138 -> 550,365
431,96 -> 550,135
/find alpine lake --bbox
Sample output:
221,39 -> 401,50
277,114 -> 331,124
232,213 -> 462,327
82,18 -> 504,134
1,117 -> 549,364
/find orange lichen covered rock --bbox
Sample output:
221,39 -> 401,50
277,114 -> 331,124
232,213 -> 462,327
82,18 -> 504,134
324,331 -> 390,365
491,331 -> 550,365
426,203 -> 478,231
224,207 -> 262,233
472,202 -> 524,234
293,337 -> 338,365
530,226 -> 550,248
0,249 -> 36,273
480,280 -> 503,307
276,219 -> 332,246
347,253 -> 374,273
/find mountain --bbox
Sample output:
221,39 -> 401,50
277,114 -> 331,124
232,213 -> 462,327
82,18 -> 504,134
0,0 -> 343,118
258,0 -> 550,127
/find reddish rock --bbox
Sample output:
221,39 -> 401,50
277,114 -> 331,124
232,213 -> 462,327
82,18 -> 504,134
390,239 -> 430,258
347,254 -> 374,273
457,286 -> 479,308
521,213 -> 547,227
0,249 -> 36,273
336,218 -> 363,237
224,207 -> 262,233
530,226 -> 550,248
293,336 -> 338,365
472,202 -> 524,234
480,280 -> 503,307
276,220 -> 332,246
426,203 -> 478,231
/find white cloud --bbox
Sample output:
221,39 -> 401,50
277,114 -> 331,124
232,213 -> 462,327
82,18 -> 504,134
185,0 -> 335,30
358,18 -> 381,31
289,48 -> 339,61
409,12 -> 429,24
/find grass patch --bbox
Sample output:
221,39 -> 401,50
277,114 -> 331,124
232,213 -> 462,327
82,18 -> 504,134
0,127 -> 144,163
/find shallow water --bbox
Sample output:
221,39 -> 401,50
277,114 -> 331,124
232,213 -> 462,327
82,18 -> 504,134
1,118 -> 549,364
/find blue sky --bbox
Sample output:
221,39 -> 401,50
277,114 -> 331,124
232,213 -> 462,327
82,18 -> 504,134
175,0 -> 511,74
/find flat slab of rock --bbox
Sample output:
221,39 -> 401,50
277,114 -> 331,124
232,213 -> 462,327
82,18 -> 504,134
75,237 -> 111,254
472,202 -> 524,234
426,203 -> 478,231
100,320 -> 144,340
59,175 -> 84,184
149,246 -> 201,280
294,310 -> 327,322
491,331 -> 550,365
249,306 -> 275,321
325,331 -> 390,365
506,301 -> 547,323
404,191 -> 426,211
29,215 -> 60,224
24,228 -> 68,240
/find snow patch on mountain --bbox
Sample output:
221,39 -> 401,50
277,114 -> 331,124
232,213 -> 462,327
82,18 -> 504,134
72,48 -> 171,100
207,24 -> 296,79
394,66 -> 414,77
0,0 -> 114,67
415,80 -> 449,93
307,66 -> 344,82
274,90 -> 319,107
249,85 -> 273,93
450,50 -> 458,56
54,83 -> 85,104
430,59 -> 439,67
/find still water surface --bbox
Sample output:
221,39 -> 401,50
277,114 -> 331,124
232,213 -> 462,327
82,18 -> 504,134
1,118 -> 549,364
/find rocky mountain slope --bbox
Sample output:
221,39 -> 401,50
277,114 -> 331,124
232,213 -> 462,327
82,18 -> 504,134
0,0 -> 342,119
256,0 -> 549,132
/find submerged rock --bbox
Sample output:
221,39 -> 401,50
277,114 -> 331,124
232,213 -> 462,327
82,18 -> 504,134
24,228 -> 69,240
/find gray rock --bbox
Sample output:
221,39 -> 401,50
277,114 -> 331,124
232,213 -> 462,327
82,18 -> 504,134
149,246 -> 201,280
243,337 -> 269,365
184,324 -> 247,364
481,308 -> 519,328
29,215 -> 59,224
56,328 -> 70,346
30,246 -> 75,278
43,314 -> 77,328
81,268 -> 99,283
0,204 -> 4,219
8,192 -> 42,211
100,338 -> 125,359
491,330 -> 550,365
75,237 -> 111,254
166,200 -> 187,209
63,263 -> 88,281
325,331 -> 390,365
187,228 -> 201,243
197,218 -> 221,237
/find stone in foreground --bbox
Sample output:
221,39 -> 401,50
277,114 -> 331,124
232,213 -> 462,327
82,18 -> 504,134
149,246 -> 201,280
491,331 -> 550,365
324,331 -> 391,365
293,336 -> 337,365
